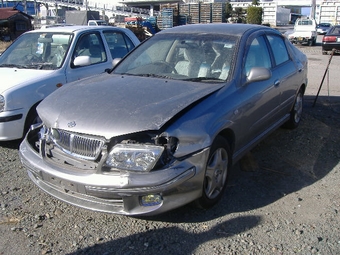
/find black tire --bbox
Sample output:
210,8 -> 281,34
312,38 -> 316,46
194,135 -> 231,209
282,88 -> 304,129
308,39 -> 313,46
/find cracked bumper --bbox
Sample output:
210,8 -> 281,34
19,136 -> 210,216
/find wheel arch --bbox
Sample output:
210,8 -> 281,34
216,128 -> 235,156
23,100 -> 42,136
299,83 -> 306,95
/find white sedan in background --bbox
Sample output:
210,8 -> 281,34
0,25 -> 140,141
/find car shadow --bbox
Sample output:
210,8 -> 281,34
0,139 -> 21,149
66,215 -> 262,255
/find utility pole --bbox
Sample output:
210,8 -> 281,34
311,0 -> 316,19
23,0 -> 27,13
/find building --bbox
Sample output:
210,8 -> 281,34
318,1 -> 340,24
0,7 -> 33,40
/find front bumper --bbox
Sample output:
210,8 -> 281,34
0,109 -> 25,141
19,130 -> 210,216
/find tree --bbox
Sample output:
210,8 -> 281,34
247,6 -> 263,24
252,0 -> 260,6
225,2 -> 233,22
234,7 -> 246,23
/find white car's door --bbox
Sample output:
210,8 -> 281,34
65,32 -> 112,83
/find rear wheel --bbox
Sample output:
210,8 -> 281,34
194,136 -> 231,209
308,39 -> 313,46
282,88 -> 304,129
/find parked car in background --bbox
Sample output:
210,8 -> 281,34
316,22 -> 332,35
0,25 -> 140,141
20,23 -> 308,216
322,25 -> 340,55
88,20 -> 108,26
288,18 -> 317,46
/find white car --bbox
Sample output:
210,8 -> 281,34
316,22 -> 332,35
88,20 -> 108,26
0,25 -> 140,141
288,18 -> 317,46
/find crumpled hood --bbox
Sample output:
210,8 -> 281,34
38,74 -> 224,139
0,68 -> 55,93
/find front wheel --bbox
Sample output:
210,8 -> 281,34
194,136 -> 231,209
282,88 -> 304,129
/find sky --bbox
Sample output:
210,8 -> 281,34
301,7 -> 311,16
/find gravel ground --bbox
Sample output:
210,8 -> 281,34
0,39 -> 340,255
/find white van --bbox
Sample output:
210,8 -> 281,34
88,20 -> 107,26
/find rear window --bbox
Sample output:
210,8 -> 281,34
329,26 -> 340,34
297,20 -> 313,25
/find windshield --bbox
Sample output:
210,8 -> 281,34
297,19 -> 314,26
0,32 -> 73,70
113,33 -> 237,82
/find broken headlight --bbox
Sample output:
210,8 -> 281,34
105,143 -> 164,172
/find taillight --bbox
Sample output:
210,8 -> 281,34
323,36 -> 337,42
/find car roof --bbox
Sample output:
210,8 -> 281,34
158,23 -> 279,37
30,25 -> 128,34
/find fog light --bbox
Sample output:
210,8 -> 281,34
140,194 -> 163,206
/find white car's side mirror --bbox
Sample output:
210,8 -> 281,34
73,56 -> 91,67
112,58 -> 122,68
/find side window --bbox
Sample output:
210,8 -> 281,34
267,35 -> 289,66
73,33 -> 107,67
103,31 -> 135,59
244,36 -> 271,75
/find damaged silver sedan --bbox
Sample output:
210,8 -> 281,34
19,24 -> 308,216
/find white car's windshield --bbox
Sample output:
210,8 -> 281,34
0,32 -> 73,70
113,34 -> 237,81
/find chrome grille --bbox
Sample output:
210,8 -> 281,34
50,129 -> 105,160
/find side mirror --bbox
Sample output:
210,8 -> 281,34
246,67 -> 271,83
73,56 -> 91,67
112,58 -> 122,68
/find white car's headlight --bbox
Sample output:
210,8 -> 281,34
105,144 -> 164,172
0,95 -> 5,112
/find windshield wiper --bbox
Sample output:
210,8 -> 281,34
140,73 -> 174,79
183,77 -> 224,82
0,64 -> 26,69
118,73 -> 174,79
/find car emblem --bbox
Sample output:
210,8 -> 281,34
67,121 -> 76,128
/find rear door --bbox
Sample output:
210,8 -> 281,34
102,30 -> 137,59
266,34 -> 300,115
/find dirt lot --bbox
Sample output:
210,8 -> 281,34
0,38 -> 339,255
0,41 -> 11,53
